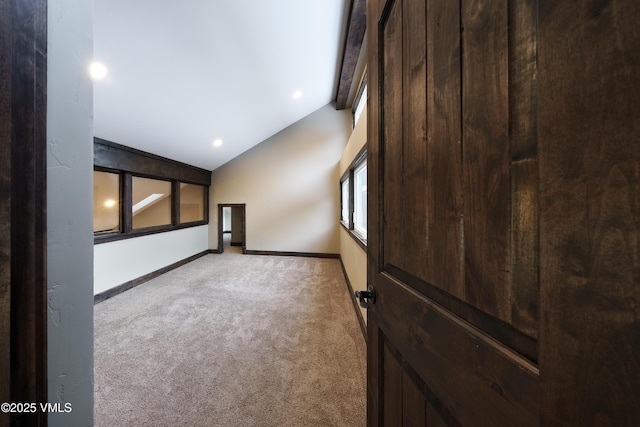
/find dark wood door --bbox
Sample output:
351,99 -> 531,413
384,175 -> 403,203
366,0 -> 639,425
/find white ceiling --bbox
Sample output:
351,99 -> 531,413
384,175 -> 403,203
93,0 -> 351,171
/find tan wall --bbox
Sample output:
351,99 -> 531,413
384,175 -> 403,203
209,104 -> 351,253
133,196 -> 171,228
339,106 -> 367,174
131,177 -> 171,229
339,108 -> 368,324
180,183 -> 204,222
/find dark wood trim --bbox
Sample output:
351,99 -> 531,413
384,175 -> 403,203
341,221 -> 367,252
339,258 -> 367,343
94,221 -> 208,245
217,205 -> 223,253
1,0 -> 48,424
93,142 -> 211,243
202,184 -> 210,224
217,204 -> 246,254
217,205 -> 223,254
122,172 -> 133,233
335,0 -> 367,110
383,264 -> 537,363
94,137 -> 211,185
94,250 -> 210,304
0,0 -> 10,414
245,250 -> 340,259
171,180 -> 180,226
208,249 -> 219,254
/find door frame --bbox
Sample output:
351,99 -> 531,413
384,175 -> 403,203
1,0 -> 49,424
217,204 -> 246,254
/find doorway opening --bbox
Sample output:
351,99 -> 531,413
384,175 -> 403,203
217,204 -> 246,254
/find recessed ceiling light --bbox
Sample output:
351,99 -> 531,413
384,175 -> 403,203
90,62 -> 108,80
292,90 -> 303,100
213,139 -> 223,148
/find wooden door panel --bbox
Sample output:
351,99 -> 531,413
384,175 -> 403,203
537,1 -> 640,424
381,0 -> 405,271
382,342 -> 403,426
401,0 -> 429,282
507,0 -> 539,337
382,337 -> 460,427
378,0 -> 539,348
401,370 -> 426,427
426,405 -> 449,427
509,159 -> 538,337
369,0 -> 639,425
375,275 -> 539,427
371,0 -> 542,423
461,0 -> 511,323
425,0 -> 463,299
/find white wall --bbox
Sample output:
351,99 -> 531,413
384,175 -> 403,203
94,226 -> 208,295
339,108 -> 368,324
209,104 -> 352,254
47,0 -> 94,424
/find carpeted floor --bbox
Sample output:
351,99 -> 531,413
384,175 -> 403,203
94,252 -> 367,426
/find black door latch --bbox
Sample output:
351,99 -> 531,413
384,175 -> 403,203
355,286 -> 376,309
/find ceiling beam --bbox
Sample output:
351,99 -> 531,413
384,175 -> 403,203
335,0 -> 366,110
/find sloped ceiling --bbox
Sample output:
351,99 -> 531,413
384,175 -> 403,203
93,0 -> 352,171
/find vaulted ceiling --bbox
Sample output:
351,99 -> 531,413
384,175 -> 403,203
93,0 -> 364,171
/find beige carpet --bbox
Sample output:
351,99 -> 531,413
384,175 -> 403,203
94,252 -> 366,426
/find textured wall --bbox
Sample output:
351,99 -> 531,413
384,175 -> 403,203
47,0 -> 94,424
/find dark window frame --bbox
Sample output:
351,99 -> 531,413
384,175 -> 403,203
340,144 -> 367,251
94,139 -> 210,244
130,174 -> 174,231
178,181 -> 208,225
93,166 -> 124,236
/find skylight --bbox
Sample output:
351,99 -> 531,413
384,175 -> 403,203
132,193 -> 164,214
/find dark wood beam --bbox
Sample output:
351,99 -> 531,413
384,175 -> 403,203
335,0 -> 366,110
94,138 -> 212,186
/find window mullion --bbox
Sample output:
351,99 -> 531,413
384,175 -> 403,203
122,172 -> 133,233
349,169 -> 355,230
172,180 -> 180,226
203,186 -> 209,223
